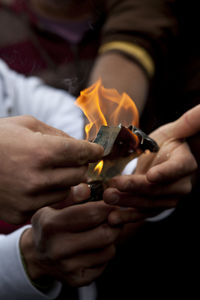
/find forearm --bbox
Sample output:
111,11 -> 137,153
0,227 -> 61,300
89,52 -> 149,113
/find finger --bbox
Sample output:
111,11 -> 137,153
61,202 -> 116,232
60,224 -> 120,257
33,166 -> 88,192
37,135 -> 104,167
32,188 -> 71,209
32,202 -> 115,234
104,188 -> 180,209
147,143 -> 197,183
107,174 -> 193,196
108,175 -> 154,194
167,104 -> 200,139
60,245 -> 116,273
108,208 -> 147,225
65,264 -> 107,287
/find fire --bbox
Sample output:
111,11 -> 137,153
94,160 -> 104,175
75,79 -> 139,140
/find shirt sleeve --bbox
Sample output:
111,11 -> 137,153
100,0 -> 178,75
0,59 -> 84,140
0,226 -> 62,300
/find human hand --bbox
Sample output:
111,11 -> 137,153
20,202 -> 120,287
0,115 -> 103,224
104,105 -> 200,225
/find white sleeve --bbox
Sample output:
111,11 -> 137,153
0,226 -> 62,300
0,59 -> 84,140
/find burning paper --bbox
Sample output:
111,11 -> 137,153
75,79 -> 159,201
76,78 -> 139,140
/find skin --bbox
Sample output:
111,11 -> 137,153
103,105 -> 200,225
20,201 -> 120,287
19,105 -> 199,290
0,115 -> 103,224
89,52 -> 149,113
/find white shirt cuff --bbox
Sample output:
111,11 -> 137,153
0,226 -> 62,300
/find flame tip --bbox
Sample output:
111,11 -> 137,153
75,79 -> 139,140
94,160 -> 104,175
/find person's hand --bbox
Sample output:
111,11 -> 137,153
20,201 -> 120,287
104,105 -> 200,225
0,115 -> 103,224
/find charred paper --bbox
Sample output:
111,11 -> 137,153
87,124 -> 159,202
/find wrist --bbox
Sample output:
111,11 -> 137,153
20,228 -> 52,288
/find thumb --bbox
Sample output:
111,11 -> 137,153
167,104 -> 200,139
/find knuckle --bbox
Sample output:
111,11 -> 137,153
26,172 -> 42,194
45,244 -> 62,261
85,208 -> 97,222
34,147 -> 51,167
23,115 -> 38,127
99,224 -> 116,245
182,180 -> 192,195
31,207 -> 57,255
86,206 -> 103,224
32,207 -> 54,233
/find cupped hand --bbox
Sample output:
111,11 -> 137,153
104,105 -> 200,225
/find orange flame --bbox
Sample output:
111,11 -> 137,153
94,160 -> 104,175
75,79 -> 139,140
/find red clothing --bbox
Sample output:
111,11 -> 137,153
0,220 -> 28,234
